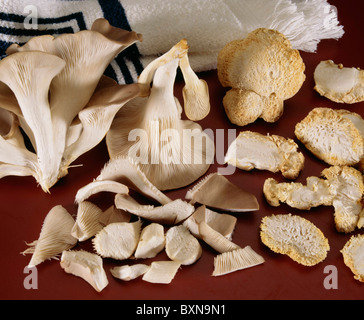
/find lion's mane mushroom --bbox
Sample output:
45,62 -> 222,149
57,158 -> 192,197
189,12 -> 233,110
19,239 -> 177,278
0,19 -> 141,192
106,40 -> 215,190
217,28 -> 305,126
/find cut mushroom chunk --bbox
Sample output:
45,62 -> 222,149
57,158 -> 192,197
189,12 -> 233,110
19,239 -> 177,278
92,221 -> 142,260
99,205 -> 131,225
21,205 -> 77,267
60,250 -> 108,292
115,194 -> 195,224
341,234 -> 364,282
212,246 -> 265,276
225,131 -> 304,179
185,173 -> 259,212
260,214 -> 330,266
314,60 -> 364,103
165,225 -> 202,265
134,223 -> 165,259
183,205 -> 237,240
110,264 -> 150,281
142,261 -> 181,284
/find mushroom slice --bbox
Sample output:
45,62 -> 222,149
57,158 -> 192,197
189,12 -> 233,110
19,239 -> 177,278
185,173 -> 259,212
183,205 -> 237,240
75,180 -> 129,203
341,234 -> 364,282
99,205 -> 131,226
260,214 -> 330,266
134,223 -> 165,259
179,53 -> 210,121
295,107 -> 364,167
60,249 -> 108,292
212,246 -> 265,276
22,205 -> 77,267
71,201 -> 104,242
199,221 -> 241,253
165,225 -> 202,265
92,221 -> 142,260
142,261 -> 181,284
94,156 -> 172,205
225,131 -> 304,179
115,194 -> 195,225
110,264 -> 150,281
314,60 -> 364,103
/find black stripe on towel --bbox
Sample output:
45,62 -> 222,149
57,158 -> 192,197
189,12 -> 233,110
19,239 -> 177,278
98,0 -> 144,83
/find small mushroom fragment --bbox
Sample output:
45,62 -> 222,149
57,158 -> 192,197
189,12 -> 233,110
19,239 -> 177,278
314,60 -> 364,103
134,223 -> 165,259
260,214 -> 330,266
295,108 -> 364,167
185,173 -> 259,212
142,261 -> 181,284
22,205 -> 77,267
179,53 -> 210,121
60,250 -> 108,292
110,264 -> 150,281
212,246 -> 265,277
115,194 -> 195,225
183,205 -> 237,240
224,131 -> 304,179
99,205 -> 131,226
341,234 -> 364,282
264,166 -> 364,233
71,201 -> 104,242
165,225 -> 202,265
217,28 -> 305,126
106,40 -> 215,191
76,156 -> 172,205
92,220 -> 142,260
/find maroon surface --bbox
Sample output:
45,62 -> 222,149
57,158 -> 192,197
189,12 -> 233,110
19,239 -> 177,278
1,0 -> 363,300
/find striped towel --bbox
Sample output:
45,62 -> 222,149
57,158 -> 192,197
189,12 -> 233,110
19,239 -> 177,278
0,0 -> 344,84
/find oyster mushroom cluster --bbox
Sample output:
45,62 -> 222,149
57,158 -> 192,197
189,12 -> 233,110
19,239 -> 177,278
0,19 -> 142,192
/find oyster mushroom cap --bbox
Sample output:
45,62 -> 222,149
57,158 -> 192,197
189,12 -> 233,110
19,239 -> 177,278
341,234 -> 364,282
142,261 -> 181,284
110,264 -> 150,281
134,223 -> 165,259
314,60 -> 364,103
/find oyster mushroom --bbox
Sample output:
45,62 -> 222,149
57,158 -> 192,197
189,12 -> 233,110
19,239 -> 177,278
134,223 -> 165,259
142,261 -> 181,284
21,205 -> 77,267
314,60 -> 364,103
110,264 -> 150,281
60,249 -> 108,292
185,173 -> 259,212
106,40 -> 215,190
0,18 -> 142,192
341,234 -> 364,282
217,28 -> 305,126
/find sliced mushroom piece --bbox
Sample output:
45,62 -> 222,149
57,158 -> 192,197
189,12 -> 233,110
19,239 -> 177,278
183,205 -> 237,240
314,60 -> 364,103
110,264 -> 150,281
60,249 -> 108,292
75,180 -> 129,204
212,246 -> 265,276
341,234 -> 364,282
185,173 -> 259,212
115,194 -> 195,225
99,205 -> 131,226
92,220 -> 142,260
71,201 -> 104,242
199,221 -> 241,253
142,261 -> 181,284
94,156 -> 172,205
224,131 -> 304,179
165,225 -> 202,265
21,205 -> 77,267
134,223 -> 165,259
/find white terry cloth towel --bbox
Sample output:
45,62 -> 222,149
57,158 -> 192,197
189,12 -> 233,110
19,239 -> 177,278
0,0 -> 344,84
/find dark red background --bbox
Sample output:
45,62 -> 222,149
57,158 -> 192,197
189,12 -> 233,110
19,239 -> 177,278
1,0 -> 363,300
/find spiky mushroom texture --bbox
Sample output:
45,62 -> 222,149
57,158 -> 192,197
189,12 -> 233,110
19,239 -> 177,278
106,40 -> 214,191
0,18 -> 142,192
